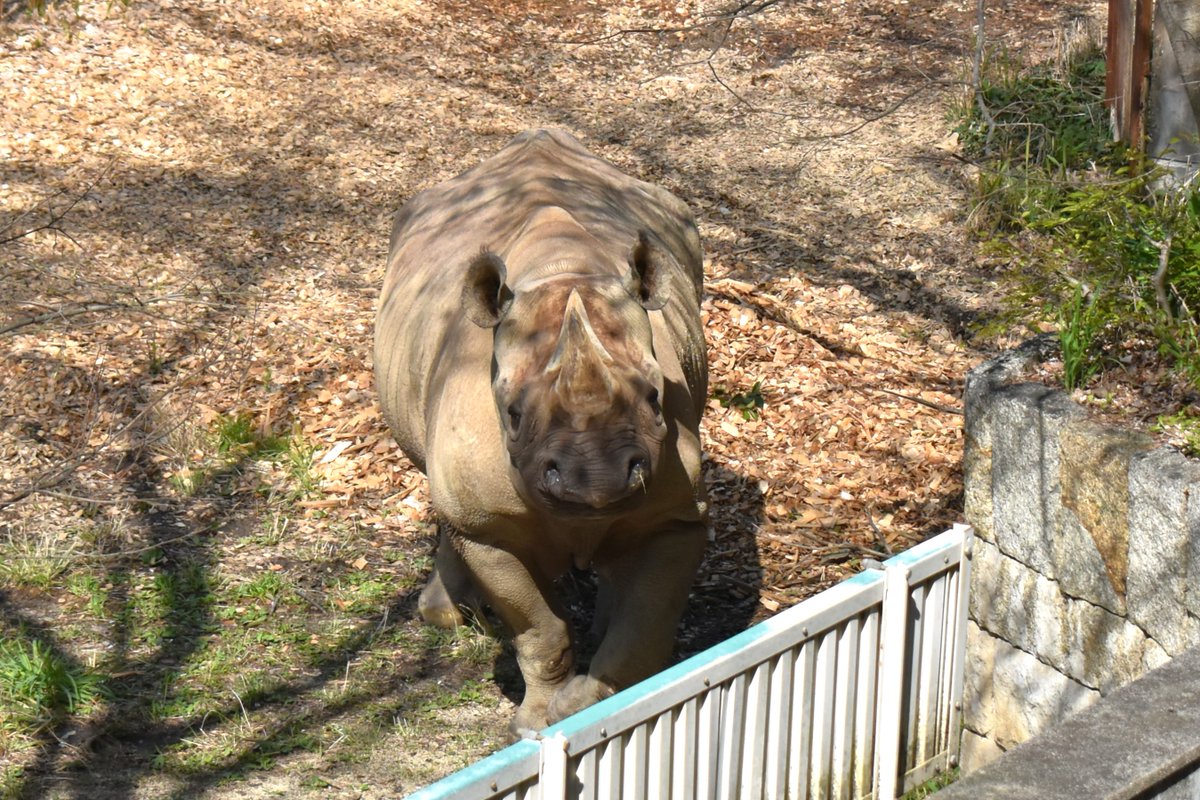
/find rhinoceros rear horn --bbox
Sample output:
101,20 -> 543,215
627,230 -> 674,311
462,251 -> 513,328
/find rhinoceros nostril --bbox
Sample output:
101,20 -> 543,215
544,462 -> 562,492
627,458 -> 649,491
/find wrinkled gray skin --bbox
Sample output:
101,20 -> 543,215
374,129 -> 707,735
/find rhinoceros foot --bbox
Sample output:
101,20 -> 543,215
509,701 -> 552,740
546,674 -> 617,724
418,572 -> 466,629
418,529 -> 482,629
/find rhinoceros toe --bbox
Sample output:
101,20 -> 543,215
547,674 -> 617,723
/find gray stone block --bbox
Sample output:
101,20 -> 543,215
963,419 -> 995,543
1053,421 -> 1152,614
1053,508 -> 1126,615
963,621 -> 1099,754
970,538 -> 1066,667
1154,766 -> 1200,800
1062,596 -> 1152,693
1188,482 -> 1200,620
989,383 -> 1086,579
971,539 -> 1156,691
960,728 -> 1005,775
1144,638 -> 1172,672
1128,448 -> 1200,655
963,335 -> 1059,545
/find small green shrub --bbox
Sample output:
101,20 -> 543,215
714,380 -> 766,421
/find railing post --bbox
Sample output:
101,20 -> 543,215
947,525 -> 975,770
540,732 -> 569,800
873,562 -> 911,800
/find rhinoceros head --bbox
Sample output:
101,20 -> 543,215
461,233 -> 675,516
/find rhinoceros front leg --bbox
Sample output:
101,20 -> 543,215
547,521 -> 706,722
454,536 -> 575,737
418,526 -> 481,629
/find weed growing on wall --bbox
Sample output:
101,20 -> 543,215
959,44 -> 1200,391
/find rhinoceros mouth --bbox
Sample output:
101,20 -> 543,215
535,492 -> 644,520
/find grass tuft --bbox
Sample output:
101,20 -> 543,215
0,637 -> 106,738
0,525 -> 78,588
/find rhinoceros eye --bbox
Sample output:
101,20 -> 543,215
507,405 -> 522,434
648,389 -> 663,422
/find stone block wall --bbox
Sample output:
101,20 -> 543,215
961,336 -> 1200,771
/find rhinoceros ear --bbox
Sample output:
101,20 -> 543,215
462,251 -> 513,328
627,231 -> 673,311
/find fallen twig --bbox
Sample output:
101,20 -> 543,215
0,292 -> 216,336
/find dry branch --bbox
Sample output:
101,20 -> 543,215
0,293 -> 217,336
0,161 -> 114,247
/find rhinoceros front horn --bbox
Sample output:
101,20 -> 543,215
547,290 -> 616,415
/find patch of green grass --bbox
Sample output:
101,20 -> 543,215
213,412 -> 286,458
328,572 -> 394,614
1058,286 -> 1106,390
65,573 -> 108,617
901,767 -> 959,799
0,525 -> 77,589
2,764 -> 25,798
169,412 -> 319,500
956,47 -> 1113,174
281,434 -> 320,498
0,637 -> 106,738
1154,410 -> 1200,458
959,40 -> 1200,390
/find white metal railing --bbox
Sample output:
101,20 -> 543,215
407,524 -> 974,800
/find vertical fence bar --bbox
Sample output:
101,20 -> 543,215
672,696 -> 698,799
902,581 -> 927,773
810,628 -> 838,798
788,639 -> 817,800
947,526 -> 974,768
740,660 -> 772,799
764,649 -> 796,798
873,563 -> 911,800
916,573 -> 947,767
717,675 -> 747,800
831,618 -> 861,799
622,723 -> 649,800
540,733 -> 569,800
648,710 -> 672,798
852,609 -> 881,796
598,736 -> 622,799
574,748 -> 597,800
696,685 -> 721,799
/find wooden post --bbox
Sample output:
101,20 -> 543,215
1106,0 -> 1156,147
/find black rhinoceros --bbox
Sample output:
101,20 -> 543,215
374,129 -> 708,734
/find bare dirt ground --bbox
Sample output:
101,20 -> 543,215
0,0 -> 1102,796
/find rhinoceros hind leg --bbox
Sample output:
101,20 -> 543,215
418,528 -> 479,629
